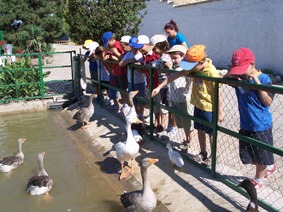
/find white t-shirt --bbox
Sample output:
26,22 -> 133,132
169,66 -> 192,102
152,53 -> 172,88
122,51 -> 144,83
97,60 -> 109,81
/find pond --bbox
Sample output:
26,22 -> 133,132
0,110 -> 124,212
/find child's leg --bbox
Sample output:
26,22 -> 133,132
161,113 -> 167,129
185,130 -> 195,144
256,164 -> 266,179
197,129 -> 207,154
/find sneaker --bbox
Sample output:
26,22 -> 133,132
251,178 -> 263,190
109,104 -> 119,111
166,125 -> 173,133
167,127 -> 178,139
264,164 -> 277,179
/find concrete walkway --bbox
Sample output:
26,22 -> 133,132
61,97 -> 264,212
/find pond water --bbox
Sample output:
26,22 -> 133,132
0,110 -> 124,212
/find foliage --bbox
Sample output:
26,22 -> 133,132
0,56 -> 50,101
0,0 -> 66,46
65,0 -> 149,44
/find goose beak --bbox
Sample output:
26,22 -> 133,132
136,118 -> 143,124
42,152 -> 45,155
23,138 -> 27,142
149,158 -> 158,164
133,90 -> 139,95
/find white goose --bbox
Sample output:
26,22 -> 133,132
0,138 -> 27,172
26,152 -> 53,195
125,91 -> 145,145
115,109 -> 142,180
120,157 -> 158,212
167,143 -> 184,168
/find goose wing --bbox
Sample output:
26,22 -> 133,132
120,190 -> 142,210
170,151 -> 184,168
0,156 -> 23,166
26,175 -> 51,191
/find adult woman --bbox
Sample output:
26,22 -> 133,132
164,19 -> 189,49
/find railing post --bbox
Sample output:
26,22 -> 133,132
70,51 -> 75,95
211,80 -> 219,177
98,60 -> 102,106
131,66 -> 134,91
77,54 -> 81,94
38,53 -> 45,97
149,68 -> 154,140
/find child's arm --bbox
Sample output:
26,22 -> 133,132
151,70 -> 187,97
112,48 -> 121,58
119,58 -> 136,67
251,74 -> 273,106
218,89 -> 224,123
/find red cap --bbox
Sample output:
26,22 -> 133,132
229,48 -> 255,75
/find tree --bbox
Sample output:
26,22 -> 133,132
65,0 -> 149,44
0,0 -> 66,46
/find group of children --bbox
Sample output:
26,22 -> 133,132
82,31 -> 277,190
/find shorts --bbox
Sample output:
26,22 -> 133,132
128,82 -> 147,106
90,71 -> 98,86
160,87 -> 171,107
194,107 -> 213,135
109,74 -> 118,100
114,74 -> 128,90
100,80 -> 109,91
172,101 -> 194,132
239,128 -> 274,165
152,92 -> 168,114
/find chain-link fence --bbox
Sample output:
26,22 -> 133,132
0,51 -> 75,103
78,58 -> 283,212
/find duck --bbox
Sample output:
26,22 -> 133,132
166,143 -> 184,168
115,109 -> 142,180
237,179 -> 259,212
73,94 -> 95,129
0,138 -> 27,172
120,157 -> 158,212
26,152 -> 53,195
125,90 -> 145,146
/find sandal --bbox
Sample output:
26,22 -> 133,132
194,152 -> 208,162
156,125 -> 164,133
201,157 -> 212,168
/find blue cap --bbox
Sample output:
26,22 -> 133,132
129,36 -> 138,47
178,59 -> 198,71
102,32 -> 113,47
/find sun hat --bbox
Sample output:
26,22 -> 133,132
83,39 -> 93,48
129,36 -> 138,47
229,48 -> 255,75
133,35 -> 150,49
89,42 -> 99,54
120,35 -> 131,44
147,34 -> 167,52
166,45 -> 187,55
102,32 -> 113,47
179,45 -> 206,71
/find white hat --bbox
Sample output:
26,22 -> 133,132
166,45 -> 187,55
89,41 -> 99,54
120,35 -> 131,43
133,35 -> 150,48
147,34 -> 167,51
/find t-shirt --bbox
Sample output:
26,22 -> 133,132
170,66 -> 192,102
189,59 -> 220,112
143,51 -> 159,89
97,60 -> 109,81
84,51 -> 98,72
122,51 -> 144,83
152,54 -> 172,88
235,71 -> 273,131
167,32 -> 189,48
111,41 -> 126,76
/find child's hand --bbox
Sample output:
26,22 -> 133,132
151,87 -> 160,97
103,55 -> 110,61
218,113 -> 224,123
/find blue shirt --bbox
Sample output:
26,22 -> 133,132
84,51 -> 98,72
235,72 -> 273,131
167,32 -> 189,48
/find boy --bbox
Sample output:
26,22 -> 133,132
152,45 -> 223,164
102,31 -> 128,111
224,48 -> 276,189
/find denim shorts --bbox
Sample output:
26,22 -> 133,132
128,82 -> 147,106
194,107 -> 213,135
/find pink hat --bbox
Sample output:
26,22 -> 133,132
229,48 -> 255,75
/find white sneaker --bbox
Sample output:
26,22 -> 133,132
166,125 -> 173,132
167,127 -> 178,139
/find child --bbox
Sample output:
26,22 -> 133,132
148,35 -> 177,135
102,31 -> 128,111
152,45 -> 223,165
95,46 -> 119,106
224,48 -> 276,190
119,36 -> 145,118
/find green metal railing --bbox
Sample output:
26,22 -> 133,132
77,57 -> 283,212
0,51 -> 75,103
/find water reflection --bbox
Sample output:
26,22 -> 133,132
0,111 -> 124,212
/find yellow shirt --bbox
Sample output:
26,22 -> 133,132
188,59 -> 219,112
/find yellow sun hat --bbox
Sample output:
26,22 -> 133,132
83,39 -> 93,48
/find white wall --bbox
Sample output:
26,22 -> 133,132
140,0 -> 283,74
